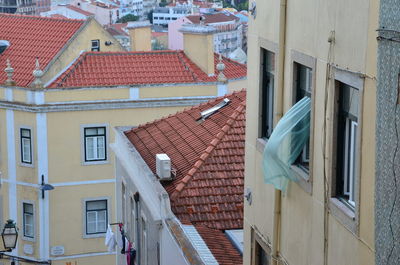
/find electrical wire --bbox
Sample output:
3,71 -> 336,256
385,75 -> 399,265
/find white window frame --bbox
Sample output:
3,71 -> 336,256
20,127 -> 33,166
91,39 -> 100,51
82,197 -> 111,238
81,124 -> 109,165
21,200 -> 35,242
329,68 -> 364,235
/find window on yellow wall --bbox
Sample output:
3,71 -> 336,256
20,128 -> 32,164
86,200 -> 107,234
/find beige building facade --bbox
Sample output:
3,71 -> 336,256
0,82 -> 221,265
244,0 -> 377,264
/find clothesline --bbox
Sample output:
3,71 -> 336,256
105,223 -> 136,265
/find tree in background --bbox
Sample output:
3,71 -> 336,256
116,14 -> 139,23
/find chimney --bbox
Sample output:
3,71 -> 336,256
127,20 -> 152,52
180,23 -> 216,76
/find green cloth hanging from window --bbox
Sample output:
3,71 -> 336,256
263,97 -> 311,191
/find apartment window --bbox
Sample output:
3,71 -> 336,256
86,200 -> 107,235
293,63 -> 312,171
141,216 -> 147,265
91,39 -> 100,51
130,197 -> 135,239
260,49 -> 275,139
336,82 -> 359,208
84,126 -> 106,162
23,202 -> 34,238
122,182 -> 126,224
251,229 -> 271,265
20,128 -> 32,164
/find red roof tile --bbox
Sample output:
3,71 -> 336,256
0,13 -> 85,87
195,225 -> 242,265
125,90 -> 245,230
49,50 -> 247,88
125,90 -> 245,264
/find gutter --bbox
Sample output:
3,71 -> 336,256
272,0 -> 287,264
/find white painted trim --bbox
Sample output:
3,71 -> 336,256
0,179 -> 38,188
34,91 -> 45,105
36,113 -> 49,260
6,109 -> 18,256
181,224 -> 218,265
50,251 -> 116,260
129,87 -> 139,100
5,88 -> 13,101
46,95 -> 215,106
0,97 -> 213,113
52,179 -> 116,187
0,178 -> 115,187
217,84 -> 228,96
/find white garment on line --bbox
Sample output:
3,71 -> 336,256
105,225 -> 117,252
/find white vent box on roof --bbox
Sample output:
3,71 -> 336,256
156,154 -> 172,180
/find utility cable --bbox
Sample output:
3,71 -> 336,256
386,74 -> 399,265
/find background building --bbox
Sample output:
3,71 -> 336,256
168,12 -> 244,58
244,0 -> 377,264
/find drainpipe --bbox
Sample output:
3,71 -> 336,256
272,0 -> 287,264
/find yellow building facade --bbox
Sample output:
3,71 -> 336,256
0,82 -> 225,265
244,0 -> 377,264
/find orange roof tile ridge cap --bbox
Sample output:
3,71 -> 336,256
170,94 -> 246,201
55,52 -> 88,87
177,52 -> 200,82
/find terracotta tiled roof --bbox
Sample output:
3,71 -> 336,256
125,91 -> 246,265
48,51 -> 246,88
50,14 -> 69,19
0,13 -> 85,87
186,13 -> 238,24
66,5 -> 94,16
195,225 -> 242,265
125,90 -> 245,265
125,90 -> 245,228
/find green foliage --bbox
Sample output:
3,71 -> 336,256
159,0 -> 167,7
237,1 -> 248,11
116,14 -> 139,23
152,39 -> 166,50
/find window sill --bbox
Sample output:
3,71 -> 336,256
329,198 -> 358,235
82,160 -> 109,166
83,233 -> 106,239
19,162 -> 34,168
290,165 -> 312,195
22,236 -> 35,242
256,138 -> 267,153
